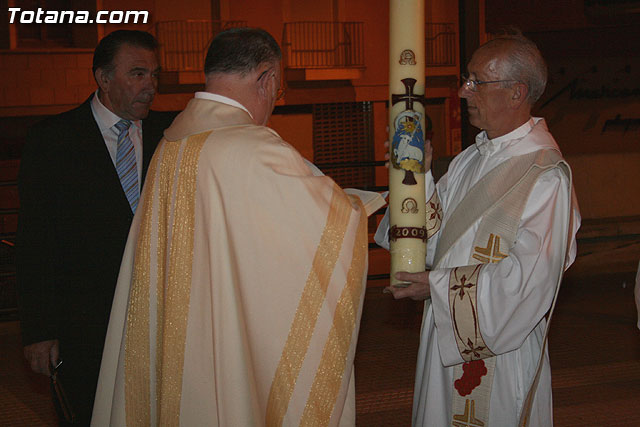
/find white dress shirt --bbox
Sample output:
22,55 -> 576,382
194,91 -> 254,120
90,90 -> 143,187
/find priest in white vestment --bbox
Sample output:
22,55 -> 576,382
92,28 -> 384,427
376,34 -> 580,426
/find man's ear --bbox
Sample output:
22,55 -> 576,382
257,78 -> 268,99
255,67 -> 272,99
511,82 -> 529,108
95,68 -> 110,92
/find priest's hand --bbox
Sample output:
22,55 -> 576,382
384,271 -> 431,300
24,339 -> 59,376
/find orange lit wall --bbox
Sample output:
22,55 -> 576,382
0,50 -> 96,116
268,112 -> 314,160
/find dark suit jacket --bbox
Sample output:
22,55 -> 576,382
16,95 -> 175,421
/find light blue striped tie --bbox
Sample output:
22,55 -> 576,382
115,120 -> 139,213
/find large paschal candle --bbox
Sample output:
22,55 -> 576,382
388,0 -> 427,286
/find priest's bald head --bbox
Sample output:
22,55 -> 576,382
459,32 -> 548,139
204,28 -> 283,126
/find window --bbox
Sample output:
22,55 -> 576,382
313,102 -> 375,189
13,0 -> 73,47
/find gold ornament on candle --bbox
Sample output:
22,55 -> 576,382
388,0 -> 427,286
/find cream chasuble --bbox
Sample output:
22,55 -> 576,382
376,118 -> 581,427
92,98 -> 384,426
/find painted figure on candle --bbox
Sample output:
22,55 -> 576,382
391,109 -> 425,185
399,49 -> 417,65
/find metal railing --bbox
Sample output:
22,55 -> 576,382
155,20 -> 247,72
0,179 -> 18,237
0,234 -> 16,319
0,177 -> 17,318
426,22 -> 456,67
282,22 -> 364,69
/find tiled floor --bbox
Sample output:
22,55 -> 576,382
1,236 -> 639,426
0,320 -> 57,426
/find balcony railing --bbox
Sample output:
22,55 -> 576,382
155,20 -> 247,72
282,22 -> 364,69
426,23 -> 456,67
0,175 -> 16,318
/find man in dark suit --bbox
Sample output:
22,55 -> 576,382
16,30 -> 175,426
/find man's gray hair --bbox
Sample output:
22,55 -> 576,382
482,32 -> 548,104
204,27 -> 281,76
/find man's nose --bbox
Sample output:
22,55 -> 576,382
458,83 -> 472,99
146,74 -> 158,92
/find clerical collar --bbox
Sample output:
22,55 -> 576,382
90,90 -> 141,133
194,92 -> 253,120
475,118 -> 535,156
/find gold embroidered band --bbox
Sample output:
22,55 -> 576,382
266,185 -> 352,426
156,133 -> 207,426
124,133 -> 207,426
125,143 -> 163,427
153,138 -> 182,408
300,198 -> 367,425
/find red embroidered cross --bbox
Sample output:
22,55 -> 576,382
451,274 -> 476,299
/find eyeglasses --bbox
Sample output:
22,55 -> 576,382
257,68 -> 285,101
460,73 -> 517,92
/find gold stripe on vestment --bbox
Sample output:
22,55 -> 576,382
153,139 -> 181,414
266,185 -> 352,426
156,133 -> 208,426
125,143 -> 163,427
300,198 -> 367,426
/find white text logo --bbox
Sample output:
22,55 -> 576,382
8,8 -> 149,24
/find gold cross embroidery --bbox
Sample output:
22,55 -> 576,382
452,399 -> 485,427
472,234 -> 507,264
